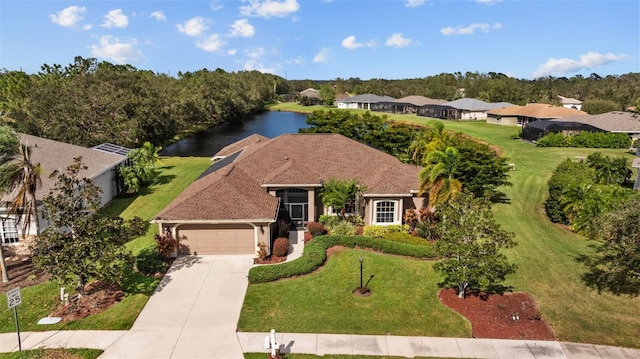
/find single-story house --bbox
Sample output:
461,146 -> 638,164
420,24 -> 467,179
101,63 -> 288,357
521,121 -> 605,142
549,111 -> 640,136
297,88 -> 322,105
419,98 -> 513,120
486,103 -> 587,126
336,93 -> 397,111
152,133 -> 425,256
558,95 -> 583,111
1,134 -> 130,249
376,96 -> 446,115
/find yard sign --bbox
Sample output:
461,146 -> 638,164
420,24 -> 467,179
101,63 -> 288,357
6,287 -> 22,351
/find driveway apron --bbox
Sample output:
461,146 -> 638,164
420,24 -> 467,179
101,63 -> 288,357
99,255 -> 254,359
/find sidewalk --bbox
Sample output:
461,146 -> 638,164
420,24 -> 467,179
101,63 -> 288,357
2,330 -> 640,358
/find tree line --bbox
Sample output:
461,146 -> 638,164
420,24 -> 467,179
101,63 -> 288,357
287,71 -> 640,111
0,56 -> 283,148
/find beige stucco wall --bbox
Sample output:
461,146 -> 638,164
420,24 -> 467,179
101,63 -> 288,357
487,115 -> 519,126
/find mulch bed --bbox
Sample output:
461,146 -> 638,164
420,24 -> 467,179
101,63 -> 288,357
254,255 -> 287,265
439,288 -> 556,340
49,281 -> 125,322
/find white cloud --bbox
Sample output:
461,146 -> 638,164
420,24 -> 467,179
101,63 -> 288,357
83,24 -> 93,31
341,35 -> 363,50
239,0 -> 300,18
405,0 -> 425,7
177,17 -> 209,37
151,11 -> 166,21
440,22 -> 502,35
196,34 -> 225,52
313,47 -> 330,63
243,59 -> 278,74
288,56 -> 304,65
532,52 -> 628,78
50,6 -> 86,28
229,19 -> 255,37
227,48 -> 237,55
89,35 -> 144,63
475,0 -> 502,4
102,9 -> 129,28
386,33 -> 412,47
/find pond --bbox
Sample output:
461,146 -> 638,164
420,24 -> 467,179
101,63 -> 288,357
161,111 -> 310,157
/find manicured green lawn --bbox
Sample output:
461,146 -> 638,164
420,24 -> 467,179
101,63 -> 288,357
0,157 -> 211,333
0,348 -> 102,359
266,103 -> 640,348
239,249 -> 470,337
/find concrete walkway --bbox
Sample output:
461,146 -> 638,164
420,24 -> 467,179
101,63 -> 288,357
1,252 -> 639,358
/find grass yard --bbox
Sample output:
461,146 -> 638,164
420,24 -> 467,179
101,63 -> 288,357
265,103 -> 640,348
239,249 -> 471,337
0,348 -> 102,359
0,156 -> 211,333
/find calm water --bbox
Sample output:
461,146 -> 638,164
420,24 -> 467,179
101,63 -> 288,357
161,111 -> 310,157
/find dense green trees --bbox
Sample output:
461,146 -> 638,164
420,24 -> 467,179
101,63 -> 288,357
0,56 -> 280,148
581,99 -> 621,114
418,147 -> 462,208
288,72 -> 640,109
318,84 -> 336,107
32,158 -> 145,294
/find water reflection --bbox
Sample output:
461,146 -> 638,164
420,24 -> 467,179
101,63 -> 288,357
161,111 -> 309,157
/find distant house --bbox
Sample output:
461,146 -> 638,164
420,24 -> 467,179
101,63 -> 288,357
521,121 -> 605,142
558,95 -> 583,111
548,111 -> 640,136
487,103 -> 587,126
419,98 -> 513,120
633,150 -> 640,191
152,133 -> 425,256
377,96 -> 446,115
297,88 -> 322,105
336,93 -> 396,111
1,134 -> 130,248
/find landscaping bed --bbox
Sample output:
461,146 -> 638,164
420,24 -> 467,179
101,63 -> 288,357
439,288 -> 556,340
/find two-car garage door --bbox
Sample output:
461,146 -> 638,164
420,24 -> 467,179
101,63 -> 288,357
177,224 -> 255,255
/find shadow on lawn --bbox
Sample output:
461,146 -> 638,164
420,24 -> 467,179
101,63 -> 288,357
151,256 -> 203,294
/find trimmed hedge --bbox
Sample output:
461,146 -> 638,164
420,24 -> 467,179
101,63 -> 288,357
247,235 -> 435,284
382,231 -> 431,246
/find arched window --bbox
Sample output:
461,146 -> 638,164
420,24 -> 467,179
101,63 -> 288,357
374,200 -> 397,224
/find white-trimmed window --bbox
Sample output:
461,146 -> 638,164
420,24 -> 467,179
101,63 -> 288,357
328,200 -> 356,216
1,217 -> 19,244
373,200 -> 399,225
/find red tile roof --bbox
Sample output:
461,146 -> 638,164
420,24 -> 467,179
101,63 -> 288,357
155,133 -> 422,222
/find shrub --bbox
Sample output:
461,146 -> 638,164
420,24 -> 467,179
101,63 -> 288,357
304,231 -> 313,244
135,247 -> 167,275
318,214 -> 340,228
383,231 -> 431,246
362,225 -> 387,238
272,237 -> 290,257
328,221 -> 357,236
154,232 -> 178,259
276,220 -> 290,239
537,133 -> 568,147
545,159 -> 594,223
247,235 -> 435,284
307,221 -> 326,236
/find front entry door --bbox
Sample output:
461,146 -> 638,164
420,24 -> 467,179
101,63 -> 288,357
289,204 -> 305,227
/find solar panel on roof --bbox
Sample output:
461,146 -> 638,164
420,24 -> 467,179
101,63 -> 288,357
197,150 -> 242,179
92,143 -> 133,156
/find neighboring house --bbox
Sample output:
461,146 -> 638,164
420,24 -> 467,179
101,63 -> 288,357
152,133 -> 425,256
558,95 -> 583,111
336,93 -> 397,111
521,121 -> 605,142
0,135 -> 130,248
548,111 -> 640,136
634,148 -> 640,191
419,98 -> 513,120
378,96 -> 446,115
297,88 -> 322,105
487,103 -> 587,126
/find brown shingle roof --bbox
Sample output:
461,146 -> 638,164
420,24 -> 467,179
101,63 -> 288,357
393,95 -> 447,106
488,103 -> 586,119
0,134 -> 126,202
551,111 -> 640,133
155,133 -> 422,222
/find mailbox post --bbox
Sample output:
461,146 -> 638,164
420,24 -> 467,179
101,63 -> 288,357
263,328 -> 278,358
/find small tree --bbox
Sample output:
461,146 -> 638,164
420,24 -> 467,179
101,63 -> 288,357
434,192 -> 517,298
120,141 -> 162,193
31,157 -> 145,295
319,178 -> 367,219
318,84 -> 336,107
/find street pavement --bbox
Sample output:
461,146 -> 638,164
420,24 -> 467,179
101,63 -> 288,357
1,250 -> 639,359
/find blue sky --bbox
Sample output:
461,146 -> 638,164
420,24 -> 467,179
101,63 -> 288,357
1,0 -> 638,80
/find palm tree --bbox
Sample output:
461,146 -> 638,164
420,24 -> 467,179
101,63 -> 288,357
0,141 -> 43,238
319,178 -> 367,219
418,146 -> 463,209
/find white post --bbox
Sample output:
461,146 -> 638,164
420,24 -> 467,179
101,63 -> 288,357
270,329 -> 277,358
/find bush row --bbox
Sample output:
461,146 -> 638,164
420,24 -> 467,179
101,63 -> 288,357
247,235 -> 435,284
537,132 -> 631,148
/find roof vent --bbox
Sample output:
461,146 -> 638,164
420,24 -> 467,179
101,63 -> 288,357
283,156 -> 288,160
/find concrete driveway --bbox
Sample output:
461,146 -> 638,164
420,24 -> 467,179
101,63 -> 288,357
99,255 -> 254,359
